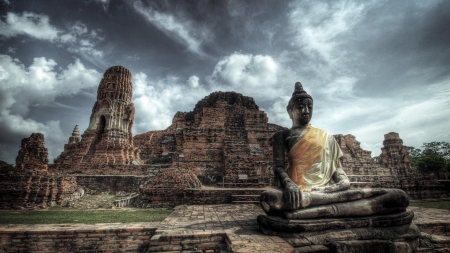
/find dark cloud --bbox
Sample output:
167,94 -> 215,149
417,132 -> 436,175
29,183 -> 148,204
0,0 -> 449,164
347,1 -> 450,96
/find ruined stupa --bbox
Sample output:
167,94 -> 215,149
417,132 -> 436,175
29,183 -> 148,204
380,132 -> 413,173
55,66 -> 140,165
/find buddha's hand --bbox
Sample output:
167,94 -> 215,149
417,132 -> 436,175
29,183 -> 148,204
282,179 -> 301,210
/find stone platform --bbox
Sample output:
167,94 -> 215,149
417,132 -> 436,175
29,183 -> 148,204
0,205 -> 449,252
258,211 -> 420,252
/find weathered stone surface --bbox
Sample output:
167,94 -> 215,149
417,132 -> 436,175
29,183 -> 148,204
54,66 -> 141,165
0,133 -> 80,209
134,91 -> 285,186
258,210 -> 414,233
258,212 -> 420,253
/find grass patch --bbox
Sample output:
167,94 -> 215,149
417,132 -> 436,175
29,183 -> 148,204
0,209 -> 172,224
409,201 -> 450,210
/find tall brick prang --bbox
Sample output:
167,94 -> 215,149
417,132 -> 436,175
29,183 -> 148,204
55,66 -> 141,165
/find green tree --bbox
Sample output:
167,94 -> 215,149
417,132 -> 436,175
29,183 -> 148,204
406,146 -> 422,168
406,142 -> 450,173
422,142 -> 450,161
415,154 -> 448,172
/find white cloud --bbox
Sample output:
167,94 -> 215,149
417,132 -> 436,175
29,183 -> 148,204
289,1 -> 367,66
303,80 -> 450,156
0,112 -> 65,163
0,55 -> 100,115
132,73 -> 209,134
187,75 -> 199,88
63,22 -> 104,58
0,12 -> 61,41
0,12 -> 104,58
0,54 -> 101,163
264,96 -> 291,128
133,1 -> 209,56
209,53 -> 283,101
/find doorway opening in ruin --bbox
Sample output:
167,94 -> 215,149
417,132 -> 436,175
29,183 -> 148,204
97,115 -> 106,141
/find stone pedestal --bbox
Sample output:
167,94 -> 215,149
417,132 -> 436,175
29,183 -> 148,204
257,210 -> 421,253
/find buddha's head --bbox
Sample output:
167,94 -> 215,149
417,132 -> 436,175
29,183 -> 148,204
287,82 -> 313,127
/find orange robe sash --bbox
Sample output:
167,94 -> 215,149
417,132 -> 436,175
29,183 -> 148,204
286,125 -> 340,191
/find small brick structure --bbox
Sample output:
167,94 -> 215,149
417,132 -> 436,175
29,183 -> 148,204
0,133 -> 80,209
380,132 -> 413,170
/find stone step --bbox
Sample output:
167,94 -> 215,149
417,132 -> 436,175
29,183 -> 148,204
231,201 -> 259,206
231,194 -> 260,202
294,245 -> 330,253
418,233 -> 450,252
418,247 -> 450,253
431,234 -> 450,247
216,182 -> 267,188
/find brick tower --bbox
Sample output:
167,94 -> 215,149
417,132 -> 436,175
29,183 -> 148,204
380,132 -> 413,174
55,66 -> 140,165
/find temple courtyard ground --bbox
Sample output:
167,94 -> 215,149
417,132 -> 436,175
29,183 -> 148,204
0,203 -> 449,252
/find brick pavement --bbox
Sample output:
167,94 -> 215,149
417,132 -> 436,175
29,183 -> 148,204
0,205 -> 449,252
151,204 -> 294,252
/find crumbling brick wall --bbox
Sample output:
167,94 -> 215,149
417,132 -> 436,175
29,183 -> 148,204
0,133 -> 79,209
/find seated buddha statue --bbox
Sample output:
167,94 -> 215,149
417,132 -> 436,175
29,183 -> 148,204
260,82 -> 409,219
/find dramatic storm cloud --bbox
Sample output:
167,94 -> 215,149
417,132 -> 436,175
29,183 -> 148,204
0,0 -> 449,164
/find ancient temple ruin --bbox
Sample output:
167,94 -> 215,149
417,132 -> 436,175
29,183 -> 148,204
1,66 -> 448,210
55,66 -> 140,165
134,91 -> 285,185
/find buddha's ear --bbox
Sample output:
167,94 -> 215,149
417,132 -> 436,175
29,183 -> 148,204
288,109 -> 293,120
286,104 -> 293,119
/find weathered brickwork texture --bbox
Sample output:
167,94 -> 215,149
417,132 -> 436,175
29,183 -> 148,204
0,225 -> 157,252
0,133 -> 80,209
54,66 -> 140,165
134,91 -> 285,186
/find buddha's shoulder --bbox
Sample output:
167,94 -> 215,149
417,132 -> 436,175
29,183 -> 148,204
273,129 -> 292,140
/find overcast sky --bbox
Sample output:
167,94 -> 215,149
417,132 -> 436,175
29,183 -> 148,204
0,0 -> 449,164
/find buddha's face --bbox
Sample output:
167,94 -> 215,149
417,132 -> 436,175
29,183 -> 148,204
289,98 -> 313,127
